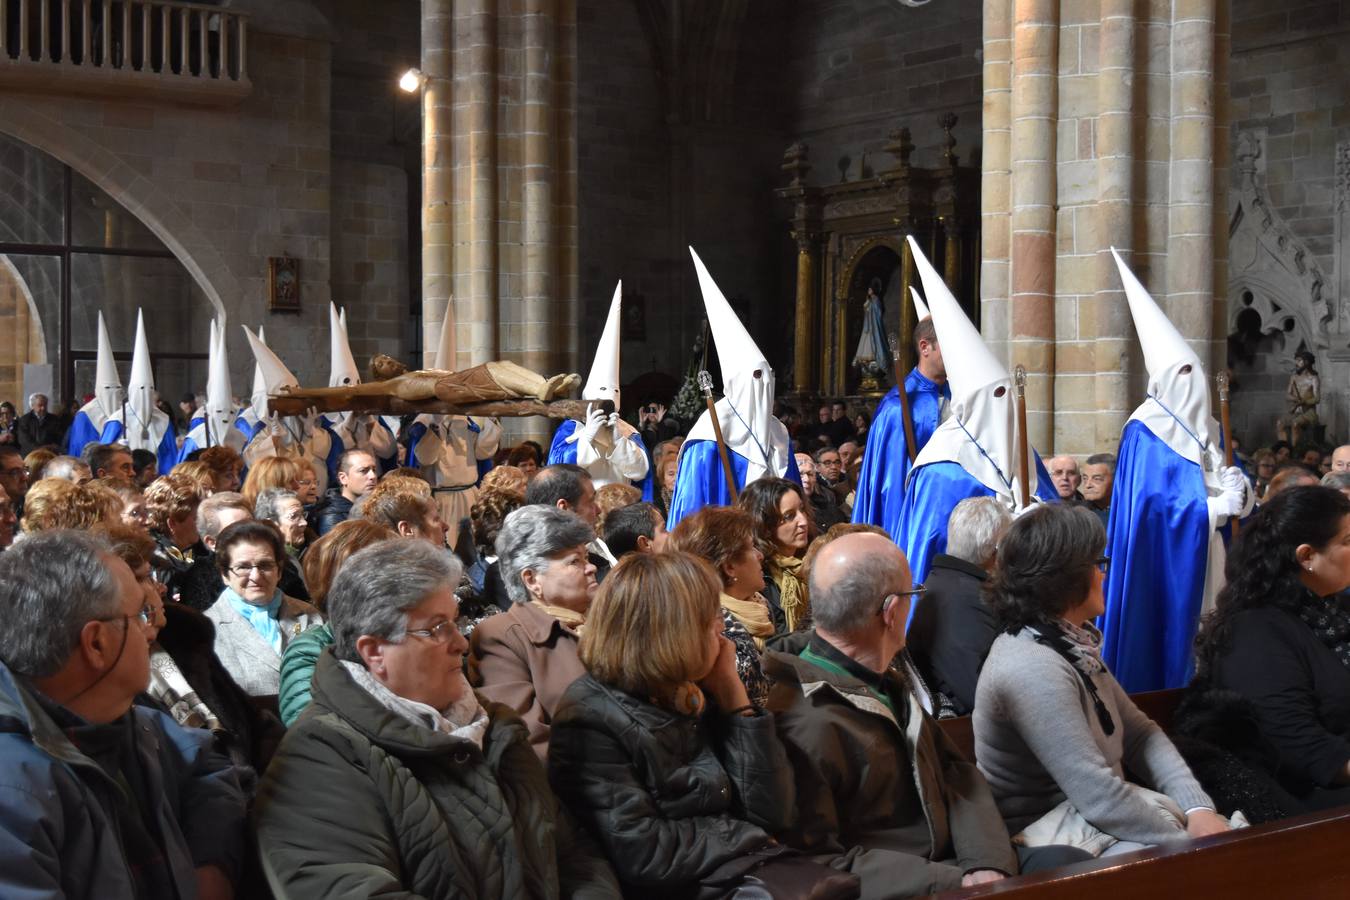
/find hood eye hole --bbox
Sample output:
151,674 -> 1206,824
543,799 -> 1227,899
994,386 -> 1007,398
752,369 -> 763,379
1179,364 -> 1192,375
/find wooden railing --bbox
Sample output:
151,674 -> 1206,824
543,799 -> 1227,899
0,0 -> 250,104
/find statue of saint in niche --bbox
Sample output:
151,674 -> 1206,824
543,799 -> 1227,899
1277,349 -> 1320,447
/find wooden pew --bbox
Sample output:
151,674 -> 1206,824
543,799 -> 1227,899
930,806 -> 1350,898
936,688 -> 1183,760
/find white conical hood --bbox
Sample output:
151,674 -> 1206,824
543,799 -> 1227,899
247,325 -> 295,423
329,302 -> 361,387
908,236 -> 1034,506
685,246 -> 789,483
94,311 -> 123,415
433,297 -> 456,371
126,309 -> 156,435
204,317 -> 235,446
1111,248 -> 1216,464
909,287 -> 931,322
582,281 -> 623,405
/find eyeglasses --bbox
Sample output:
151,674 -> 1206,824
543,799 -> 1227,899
228,560 -> 278,577
1096,556 -> 1110,574
879,584 -> 927,615
98,603 -> 153,629
405,620 -> 461,645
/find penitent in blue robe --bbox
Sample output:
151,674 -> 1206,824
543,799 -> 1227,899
405,418 -> 494,482
546,419 -> 655,503
100,418 -> 179,475
317,417 -> 398,483
897,457 -> 1056,587
66,408 -> 106,458
852,368 -> 950,537
666,440 -> 802,529
1100,420 -> 1211,693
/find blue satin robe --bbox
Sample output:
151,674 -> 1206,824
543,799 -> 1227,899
852,368 -> 950,536
666,440 -> 802,528
99,419 -> 179,475
1100,420 -> 1211,693
897,456 -> 1057,586
547,419 -> 655,503
66,409 -> 105,458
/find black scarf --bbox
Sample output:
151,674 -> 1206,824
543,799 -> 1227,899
1021,620 -> 1115,736
1297,590 -> 1350,672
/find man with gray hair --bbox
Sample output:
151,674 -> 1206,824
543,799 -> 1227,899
907,497 -> 1012,716
0,530 -> 247,898
1080,452 -> 1116,529
763,531 -> 1030,893
178,492 -> 254,611
764,532 -> 1087,894
43,454 -> 92,485
16,391 -> 65,455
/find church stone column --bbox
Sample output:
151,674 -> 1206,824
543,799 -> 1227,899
420,0 -> 579,438
982,0 -> 1232,456
421,0 -> 453,368
792,232 -> 817,394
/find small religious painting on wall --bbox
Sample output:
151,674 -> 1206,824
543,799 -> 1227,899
622,289 -> 646,341
268,256 -> 301,314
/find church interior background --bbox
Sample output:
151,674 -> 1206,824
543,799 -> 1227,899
0,0 -> 1344,453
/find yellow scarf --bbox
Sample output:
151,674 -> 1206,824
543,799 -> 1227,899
769,554 -> 809,633
533,600 -> 587,636
720,592 -> 775,649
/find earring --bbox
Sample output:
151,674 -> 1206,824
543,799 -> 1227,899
730,575 -> 738,584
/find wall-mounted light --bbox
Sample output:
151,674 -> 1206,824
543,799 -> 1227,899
398,68 -> 425,93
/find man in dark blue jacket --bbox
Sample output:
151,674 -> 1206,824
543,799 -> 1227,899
0,530 -> 247,899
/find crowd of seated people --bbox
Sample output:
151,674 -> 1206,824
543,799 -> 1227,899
1,408 -> 1349,899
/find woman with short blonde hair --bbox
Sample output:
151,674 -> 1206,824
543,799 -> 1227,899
241,456 -> 300,511
170,461 -> 215,498
549,551 -> 795,895
21,479 -> 121,533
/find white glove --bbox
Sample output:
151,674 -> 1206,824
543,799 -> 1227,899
1207,467 -> 1247,521
606,411 -> 620,429
580,405 -> 606,443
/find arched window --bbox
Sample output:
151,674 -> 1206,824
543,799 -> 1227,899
0,132 -> 215,413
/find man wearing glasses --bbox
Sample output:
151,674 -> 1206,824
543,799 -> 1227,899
764,532 -> 1088,894
0,530 -> 247,899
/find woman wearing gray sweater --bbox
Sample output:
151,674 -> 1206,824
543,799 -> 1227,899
973,504 -> 1230,856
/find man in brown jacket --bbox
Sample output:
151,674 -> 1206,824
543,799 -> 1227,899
763,532 -> 1088,899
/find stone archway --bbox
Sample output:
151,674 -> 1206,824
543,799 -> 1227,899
0,97 -> 242,323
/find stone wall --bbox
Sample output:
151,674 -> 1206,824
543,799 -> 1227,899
785,0 -> 984,178
1227,0 -> 1350,447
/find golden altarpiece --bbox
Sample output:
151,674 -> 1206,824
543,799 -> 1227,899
776,115 -> 980,404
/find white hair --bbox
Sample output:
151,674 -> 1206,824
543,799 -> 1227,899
945,496 -> 1012,567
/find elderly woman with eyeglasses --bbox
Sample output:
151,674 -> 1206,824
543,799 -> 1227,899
254,538 -> 621,899
973,504 -> 1228,857
469,504 -> 597,760
204,520 -> 323,701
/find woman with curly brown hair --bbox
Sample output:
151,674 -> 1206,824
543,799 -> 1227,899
20,478 -> 121,533
737,477 -> 813,635
468,486 -> 523,606
973,503 -> 1227,857
144,473 -> 209,590
198,445 -> 244,494
667,506 -> 772,705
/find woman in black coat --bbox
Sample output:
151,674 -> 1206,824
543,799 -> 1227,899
1185,486 -> 1350,814
548,551 -> 796,899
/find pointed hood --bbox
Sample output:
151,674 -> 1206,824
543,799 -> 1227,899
329,302 -> 361,387
908,236 -> 1034,506
245,325 -> 300,423
582,281 -> 623,405
204,317 -> 235,446
93,311 -> 123,416
1111,248 -> 1217,470
126,309 -> 156,438
433,297 -> 456,371
909,287 -> 931,322
685,246 -> 789,483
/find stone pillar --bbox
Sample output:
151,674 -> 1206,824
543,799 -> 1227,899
1009,0 -> 1057,450
982,0 -> 1232,456
792,233 -> 816,394
420,0 -> 578,438
1091,0 -> 1135,450
421,0 -> 453,368
521,0 -> 555,377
